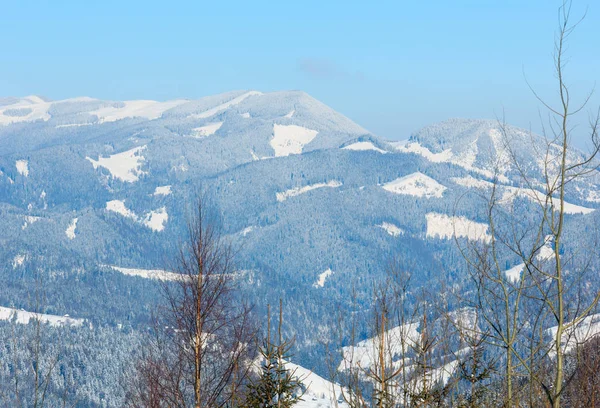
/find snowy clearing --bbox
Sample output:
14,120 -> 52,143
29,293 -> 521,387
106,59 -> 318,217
22,215 -> 41,230
191,91 -> 262,119
106,200 -> 168,232
191,122 -> 223,138
286,361 -> 348,408
153,185 -> 172,196
15,160 -> 29,177
240,112 -> 251,118
12,254 -> 25,268
454,175 -> 594,214
106,200 -> 137,220
313,269 -> 333,288
271,124 -> 319,157
426,212 -> 491,243
383,172 -> 446,198
505,263 -> 524,283
142,207 -> 169,232
89,99 -> 187,123
284,109 -> 295,118
106,265 -> 184,282
548,313 -> 600,356
0,306 -> 84,327
378,222 -> 404,237
276,181 -> 341,202
0,96 -> 51,125
343,141 -> 387,153
397,141 -> 509,183
239,226 -> 255,236
65,218 -> 78,240
87,145 -> 147,183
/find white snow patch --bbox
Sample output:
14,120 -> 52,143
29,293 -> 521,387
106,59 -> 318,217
107,265 -> 183,282
55,123 -> 93,129
426,212 -> 491,243
153,185 -> 172,196
284,109 -> 295,118
397,141 -> 509,183
190,91 -> 262,119
21,215 -> 41,230
87,146 -> 147,183
276,181 -> 341,202
548,313 -> 600,356
505,263 -> 524,283
502,186 -> 594,215
343,141 -> 387,154
271,124 -> 319,157
106,200 -> 137,220
142,207 -> 168,232
285,361 -> 348,408
378,222 -> 404,237
452,175 -> 496,189
107,200 -> 168,232
383,172 -> 446,198
65,218 -> 78,240
12,254 -> 25,268
239,226 -> 255,236
191,122 -> 223,138
240,112 -> 251,118
15,160 -> 29,177
313,269 -> 333,288
0,307 -> 84,327
0,98 -> 51,125
454,176 -> 594,215
89,99 -> 187,123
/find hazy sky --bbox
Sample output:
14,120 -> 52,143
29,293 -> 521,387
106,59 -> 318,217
2,0 -> 599,142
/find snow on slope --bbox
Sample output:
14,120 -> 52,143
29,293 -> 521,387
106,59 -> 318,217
453,176 -> 594,215
378,222 -> 404,237
285,361 -> 348,408
106,200 -> 168,232
106,200 -> 137,220
313,269 -> 333,288
426,212 -> 491,243
190,91 -> 262,119
502,187 -> 594,215
397,140 -> 508,182
191,122 -> 223,138
276,181 -> 342,202
383,172 -> 446,198
548,313 -> 600,355
153,185 -> 172,196
16,160 -> 29,177
65,218 -> 78,240
343,141 -> 386,153
107,265 -> 183,281
89,99 -> 187,123
284,109 -> 295,118
87,146 -> 147,183
142,207 -> 168,232
22,215 -> 41,230
0,306 -> 84,327
12,254 -> 25,268
0,96 -> 51,125
505,263 -> 524,283
271,124 -> 319,157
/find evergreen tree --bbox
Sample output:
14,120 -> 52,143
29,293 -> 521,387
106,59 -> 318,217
243,301 -> 304,408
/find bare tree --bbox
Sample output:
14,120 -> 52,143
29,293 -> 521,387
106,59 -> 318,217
456,2 -> 600,407
126,196 -> 257,408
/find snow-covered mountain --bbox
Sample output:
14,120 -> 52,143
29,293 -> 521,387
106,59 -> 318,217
1,91 -> 599,406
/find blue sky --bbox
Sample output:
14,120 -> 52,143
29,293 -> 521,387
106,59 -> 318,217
2,0 -> 599,142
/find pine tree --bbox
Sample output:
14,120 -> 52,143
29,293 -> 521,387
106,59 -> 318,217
243,301 -> 304,408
